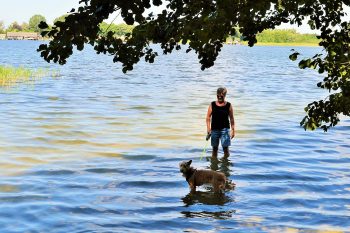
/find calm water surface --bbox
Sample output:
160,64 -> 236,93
0,40 -> 349,232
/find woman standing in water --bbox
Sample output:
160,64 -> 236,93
206,87 -> 235,158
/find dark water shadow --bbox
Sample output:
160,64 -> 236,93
207,156 -> 234,178
181,209 -> 236,219
181,191 -> 236,219
182,191 -> 232,206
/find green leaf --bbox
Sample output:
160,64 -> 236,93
38,21 -> 48,29
289,52 -> 299,61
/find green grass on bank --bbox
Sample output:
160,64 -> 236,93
226,29 -> 320,46
255,29 -> 320,46
0,65 -> 59,88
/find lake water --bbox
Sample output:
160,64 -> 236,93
0,40 -> 349,232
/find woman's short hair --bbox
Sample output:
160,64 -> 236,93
217,87 -> 227,96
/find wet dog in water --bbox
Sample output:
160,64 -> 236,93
179,160 -> 234,193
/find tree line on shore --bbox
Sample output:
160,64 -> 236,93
226,28 -> 319,45
255,29 -> 319,44
0,14 -> 318,44
0,15 -> 49,33
0,14 -> 133,37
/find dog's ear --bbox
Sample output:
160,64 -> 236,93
187,160 -> 192,165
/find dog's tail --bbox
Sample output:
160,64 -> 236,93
225,180 -> 235,190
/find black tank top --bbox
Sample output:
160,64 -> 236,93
211,101 -> 231,130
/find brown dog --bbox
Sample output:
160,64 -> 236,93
179,160 -> 232,193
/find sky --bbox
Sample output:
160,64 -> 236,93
0,0 -> 81,26
0,0 -> 348,34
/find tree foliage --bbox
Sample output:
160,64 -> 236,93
29,14 -> 47,32
0,20 -> 5,34
8,21 -> 22,32
37,0 -> 350,131
53,14 -> 69,24
20,22 -> 30,32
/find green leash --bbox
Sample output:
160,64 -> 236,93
200,133 -> 211,160
200,140 -> 208,160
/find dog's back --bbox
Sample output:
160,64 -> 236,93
194,169 -> 226,192
194,169 -> 226,186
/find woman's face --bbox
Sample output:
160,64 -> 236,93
217,93 -> 225,103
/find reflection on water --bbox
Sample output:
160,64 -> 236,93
208,157 -> 233,178
182,191 -> 233,206
0,41 -> 349,232
181,209 -> 236,220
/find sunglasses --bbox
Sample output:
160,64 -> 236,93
217,95 -> 225,98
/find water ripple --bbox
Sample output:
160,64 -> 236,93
0,41 -> 349,232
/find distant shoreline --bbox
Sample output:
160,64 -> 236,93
254,42 -> 319,47
0,38 -> 320,47
232,41 -> 319,47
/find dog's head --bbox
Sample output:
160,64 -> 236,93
179,160 -> 192,174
